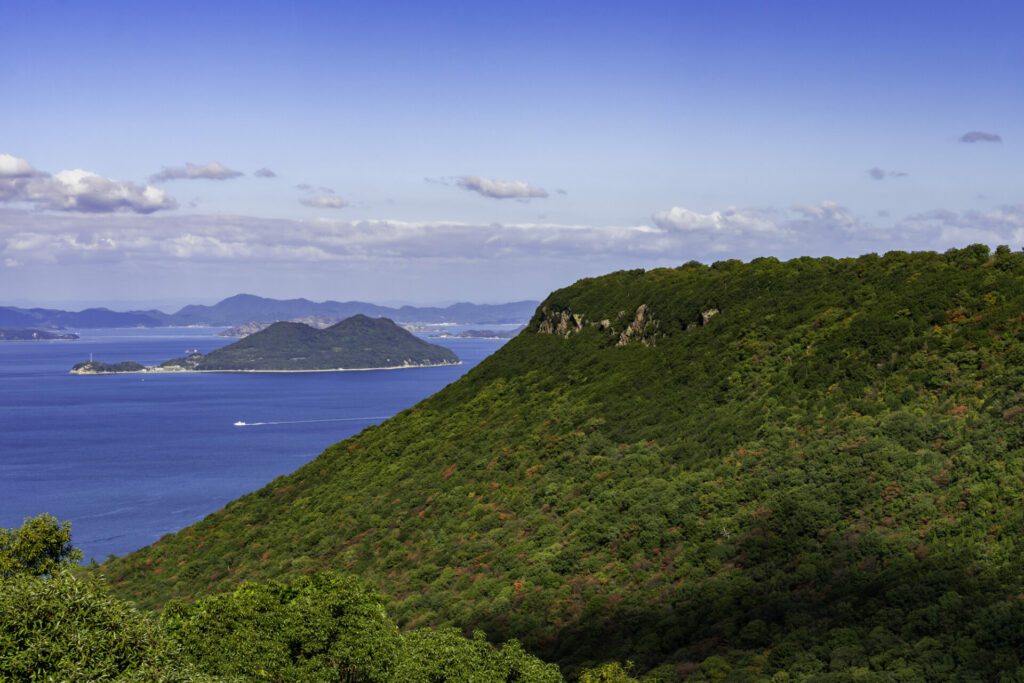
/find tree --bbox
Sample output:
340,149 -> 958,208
0,515 -> 206,680
0,513 -> 82,579
392,627 -> 562,683
161,571 -> 402,682
0,571 -> 208,681
578,661 -> 638,682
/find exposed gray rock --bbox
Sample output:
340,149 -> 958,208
537,304 -> 662,346
537,308 -> 586,337
616,304 -> 659,347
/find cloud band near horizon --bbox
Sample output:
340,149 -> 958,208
4,201 -> 1024,271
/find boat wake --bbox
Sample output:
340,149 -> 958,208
233,416 -> 389,427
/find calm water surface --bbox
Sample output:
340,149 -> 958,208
0,327 -> 508,561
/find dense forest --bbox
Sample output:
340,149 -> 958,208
9,245 -> 1024,679
1,515 -> 567,681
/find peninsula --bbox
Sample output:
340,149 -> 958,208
71,315 -> 459,374
0,328 -> 79,341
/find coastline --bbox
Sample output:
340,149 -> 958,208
70,361 -> 462,375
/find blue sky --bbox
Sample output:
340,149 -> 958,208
2,1 -> 1022,309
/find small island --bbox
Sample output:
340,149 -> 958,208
71,361 -> 147,374
70,315 -> 459,374
1,328 -> 79,341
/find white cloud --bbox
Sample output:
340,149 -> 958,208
0,154 -> 40,178
300,194 -> 347,209
789,200 -> 864,234
455,176 -> 549,199
652,206 -> 780,235
900,205 -> 1024,246
150,161 -> 244,182
0,155 -> 176,214
254,168 -> 277,178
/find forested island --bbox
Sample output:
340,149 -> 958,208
13,245 -> 1024,680
0,328 -> 78,341
71,315 -> 459,374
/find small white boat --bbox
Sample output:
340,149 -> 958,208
234,421 -> 246,426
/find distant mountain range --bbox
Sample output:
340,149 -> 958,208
0,294 -> 539,329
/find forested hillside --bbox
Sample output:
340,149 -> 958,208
102,246 -> 1024,679
170,315 -> 459,370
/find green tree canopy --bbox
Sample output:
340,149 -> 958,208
0,513 -> 82,579
161,571 -> 401,681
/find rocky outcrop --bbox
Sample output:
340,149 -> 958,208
537,309 -> 586,337
616,304 -> 658,347
537,303 -> 722,346
536,305 -> 660,346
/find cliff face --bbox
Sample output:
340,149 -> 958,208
103,246 -> 1024,679
535,301 -> 719,347
535,303 -> 660,346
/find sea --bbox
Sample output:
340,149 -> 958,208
0,326 -> 510,563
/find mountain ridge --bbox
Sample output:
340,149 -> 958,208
101,246 -> 1024,679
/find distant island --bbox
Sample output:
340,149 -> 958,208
217,315 -> 341,337
6,294 -> 539,329
0,328 -> 79,341
71,315 -> 459,374
430,326 -> 525,339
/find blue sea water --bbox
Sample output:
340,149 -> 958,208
0,327 -> 508,562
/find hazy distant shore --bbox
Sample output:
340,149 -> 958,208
71,361 -> 461,375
